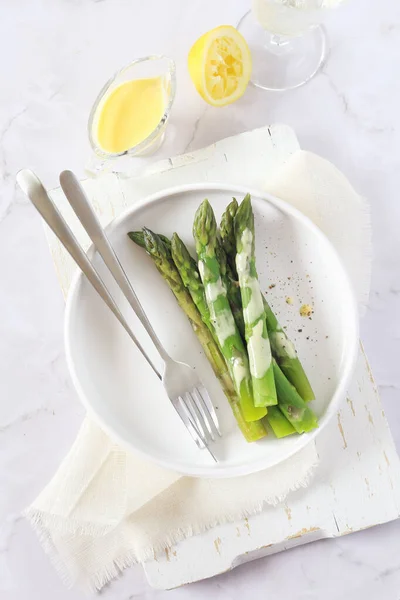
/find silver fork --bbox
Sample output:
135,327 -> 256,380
17,169 -> 221,462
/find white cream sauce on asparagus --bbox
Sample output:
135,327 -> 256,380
204,277 -> 225,302
241,278 -> 264,324
247,320 -> 272,378
236,228 -> 271,378
199,259 -> 236,345
236,229 -> 264,321
270,331 -> 297,359
232,357 -> 247,387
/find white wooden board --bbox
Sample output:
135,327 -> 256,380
144,344 -> 400,588
45,124 -> 400,590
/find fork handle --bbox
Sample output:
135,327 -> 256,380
17,169 -> 161,379
59,170 -> 170,362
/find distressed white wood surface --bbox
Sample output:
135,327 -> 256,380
144,344 -> 400,588
45,124 -> 400,590
46,124 -> 299,297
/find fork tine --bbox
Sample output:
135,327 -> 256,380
196,385 -> 222,437
183,392 -> 207,441
191,388 -> 216,442
205,444 -> 218,463
176,396 -> 206,450
177,396 -> 218,463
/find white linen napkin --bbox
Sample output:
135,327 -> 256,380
25,147 -> 370,592
26,420 -> 318,590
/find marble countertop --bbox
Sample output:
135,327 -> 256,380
1,0 -> 400,598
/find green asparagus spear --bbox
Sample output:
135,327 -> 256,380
193,200 -> 267,422
128,231 -> 171,250
265,406 -> 296,438
219,202 -> 315,404
235,195 -> 277,408
272,360 -> 318,434
218,255 -> 297,435
170,233 -> 214,336
224,269 -> 296,434
219,239 -> 313,426
131,230 -> 244,339
169,236 -> 297,437
220,197 -> 238,276
227,250 -> 310,435
216,239 -> 245,339
264,299 -> 315,402
219,202 -> 246,338
129,228 -> 266,442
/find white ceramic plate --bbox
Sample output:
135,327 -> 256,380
65,183 -> 359,478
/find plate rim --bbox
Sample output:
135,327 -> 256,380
64,182 -> 359,478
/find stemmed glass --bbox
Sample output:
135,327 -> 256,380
237,0 -> 344,91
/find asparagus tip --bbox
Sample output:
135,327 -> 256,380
193,198 -> 217,251
127,230 -> 146,249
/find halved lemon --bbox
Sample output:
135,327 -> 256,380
188,25 -> 252,107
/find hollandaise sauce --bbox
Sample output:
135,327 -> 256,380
96,77 -> 165,154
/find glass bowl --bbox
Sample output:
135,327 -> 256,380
87,55 -> 176,174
